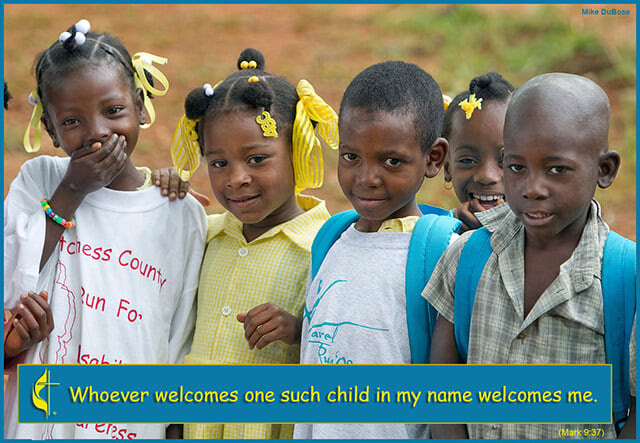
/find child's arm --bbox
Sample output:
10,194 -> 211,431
237,303 -> 302,350
165,423 -> 183,439
40,136 -> 128,270
4,291 -> 53,359
429,316 -> 469,439
151,167 -> 210,206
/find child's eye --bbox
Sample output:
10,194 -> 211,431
457,157 -> 478,166
508,164 -> 525,173
61,118 -> 79,126
210,160 -> 227,168
107,106 -> 124,115
384,158 -> 402,167
341,153 -> 357,162
548,166 -> 567,175
248,155 -> 267,165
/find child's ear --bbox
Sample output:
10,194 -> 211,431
424,137 -> 449,178
597,150 -> 621,189
135,88 -> 147,126
40,115 -> 60,148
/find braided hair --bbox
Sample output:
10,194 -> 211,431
339,61 -> 444,153
442,72 -> 515,139
33,21 -> 153,112
185,48 -> 298,155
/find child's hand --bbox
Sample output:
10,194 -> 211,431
5,291 -> 53,359
152,167 -> 210,207
453,197 -> 505,233
237,303 -> 302,350
61,134 -> 128,196
453,201 -> 483,233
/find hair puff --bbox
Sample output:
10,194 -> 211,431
237,48 -> 265,71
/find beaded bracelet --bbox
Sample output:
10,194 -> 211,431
40,198 -> 76,228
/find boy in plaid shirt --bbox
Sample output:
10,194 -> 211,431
423,73 -> 635,439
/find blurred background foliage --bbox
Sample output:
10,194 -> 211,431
4,4 -> 635,238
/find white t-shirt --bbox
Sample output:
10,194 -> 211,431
4,156 -> 206,439
294,225 -> 431,439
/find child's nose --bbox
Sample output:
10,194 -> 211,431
522,173 -> 549,200
87,116 -> 111,145
476,161 -> 502,185
227,164 -> 251,188
356,164 -> 382,187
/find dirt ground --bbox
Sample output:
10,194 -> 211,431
3,4 -> 636,238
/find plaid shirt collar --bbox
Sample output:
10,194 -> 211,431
476,200 -> 608,294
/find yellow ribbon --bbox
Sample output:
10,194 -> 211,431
23,89 -> 44,153
292,79 -> 339,192
459,93 -> 483,119
132,52 -> 169,128
170,114 -> 201,181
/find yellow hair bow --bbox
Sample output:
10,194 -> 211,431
170,115 -> 201,181
132,52 -> 170,129
459,93 -> 483,119
292,79 -> 339,192
23,89 -> 44,153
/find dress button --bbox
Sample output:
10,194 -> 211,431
221,306 -> 232,317
238,247 -> 248,257
517,332 -> 527,340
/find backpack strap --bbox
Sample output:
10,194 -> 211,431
310,210 -> 360,279
453,227 -> 493,362
602,231 -> 636,425
406,212 -> 461,364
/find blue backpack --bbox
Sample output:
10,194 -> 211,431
310,204 -> 462,364
453,227 -> 636,426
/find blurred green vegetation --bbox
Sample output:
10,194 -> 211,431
4,4 -> 635,238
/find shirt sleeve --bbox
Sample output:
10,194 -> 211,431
4,158 -> 58,308
422,231 -> 471,322
168,199 -> 207,364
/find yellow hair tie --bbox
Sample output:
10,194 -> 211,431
170,114 -> 201,181
292,79 -> 339,192
23,89 -> 44,153
132,52 -> 170,129
459,93 -> 483,119
248,76 -> 259,83
240,60 -> 258,70
443,94 -> 452,111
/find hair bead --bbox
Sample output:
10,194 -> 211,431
28,92 -> 39,106
75,19 -> 91,34
203,83 -> 214,97
240,60 -> 258,70
58,31 -> 72,43
59,18 -> 91,47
